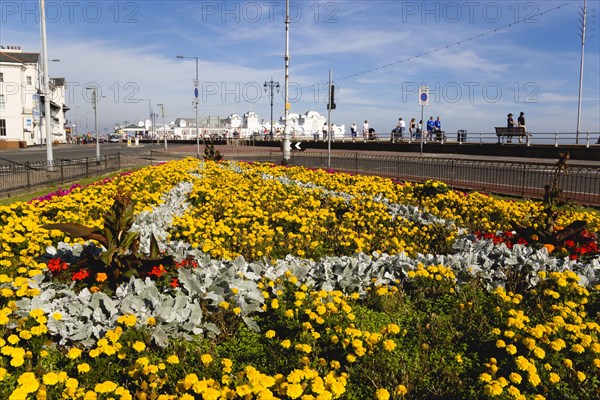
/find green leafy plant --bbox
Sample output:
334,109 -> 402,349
203,141 -> 223,162
510,152 -> 596,256
42,192 -> 179,294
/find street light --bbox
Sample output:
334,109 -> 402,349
176,55 -> 200,157
263,78 -> 280,139
157,103 -> 167,150
139,99 -> 152,139
85,87 -> 100,163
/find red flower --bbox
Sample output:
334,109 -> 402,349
149,265 -> 167,278
47,257 -> 68,273
170,278 -> 179,288
72,269 -> 90,281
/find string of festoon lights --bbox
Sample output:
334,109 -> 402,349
331,2 -> 570,84
168,1 -> 571,111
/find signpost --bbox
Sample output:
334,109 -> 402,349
193,79 -> 200,156
418,86 -> 429,155
292,141 -> 304,151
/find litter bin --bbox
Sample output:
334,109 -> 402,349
457,130 -> 467,143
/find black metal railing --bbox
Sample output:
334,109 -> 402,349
0,154 -> 121,195
2,151 -> 598,206
290,152 -> 600,206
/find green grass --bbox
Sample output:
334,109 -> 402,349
0,168 -> 140,206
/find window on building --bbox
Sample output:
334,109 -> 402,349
0,120 -> 6,136
0,72 -> 4,83
0,94 -> 5,111
27,76 -> 32,86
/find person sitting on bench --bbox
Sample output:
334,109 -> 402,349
507,113 -> 516,143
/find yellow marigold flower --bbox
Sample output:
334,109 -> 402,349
383,339 -> 396,352
17,372 -> 39,392
346,354 -> 356,363
117,314 -> 136,327
533,347 -> 545,359
281,340 -> 291,349
43,372 -> 60,385
77,363 -> 90,373
147,317 -> 156,326
201,354 -> 213,365
479,373 -> 492,383
132,341 -> 146,352
509,372 -> 522,384
395,385 -> 408,396
572,344 -> 585,354
271,299 -> 279,309
506,344 -> 517,355
218,301 -> 230,309
496,339 -> 506,348
67,347 -> 82,359
284,309 -> 295,319
286,383 -> 303,399
96,272 -> 108,282
375,388 -> 390,400
483,382 -> 503,396
265,330 -> 276,339
52,312 -> 62,320
515,356 -> 529,371
529,373 -> 541,387
96,381 -> 119,393
167,355 -> 180,364
549,372 -> 560,383
594,359 -> 600,368
576,371 -> 586,382
563,358 -> 573,369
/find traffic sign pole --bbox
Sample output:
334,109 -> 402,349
418,86 -> 429,156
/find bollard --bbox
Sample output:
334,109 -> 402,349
586,132 -> 590,148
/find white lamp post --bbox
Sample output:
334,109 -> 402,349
85,87 -> 100,163
157,103 -> 167,150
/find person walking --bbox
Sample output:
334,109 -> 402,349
350,122 -> 357,142
416,120 -> 423,139
362,120 -> 369,142
409,118 -> 416,138
517,112 -> 526,143
426,117 -> 435,140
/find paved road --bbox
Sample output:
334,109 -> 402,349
2,142 -> 599,168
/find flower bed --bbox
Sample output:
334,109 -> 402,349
0,158 -> 599,399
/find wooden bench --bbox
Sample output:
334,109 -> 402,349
495,126 -> 528,144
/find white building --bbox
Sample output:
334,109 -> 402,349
0,46 -> 68,147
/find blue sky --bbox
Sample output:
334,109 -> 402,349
1,0 -> 599,135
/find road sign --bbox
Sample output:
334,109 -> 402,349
193,79 -> 199,104
419,86 -> 429,106
285,141 -> 305,151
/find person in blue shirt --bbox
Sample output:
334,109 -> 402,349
434,116 -> 442,132
433,116 -> 443,141
426,117 -> 435,140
